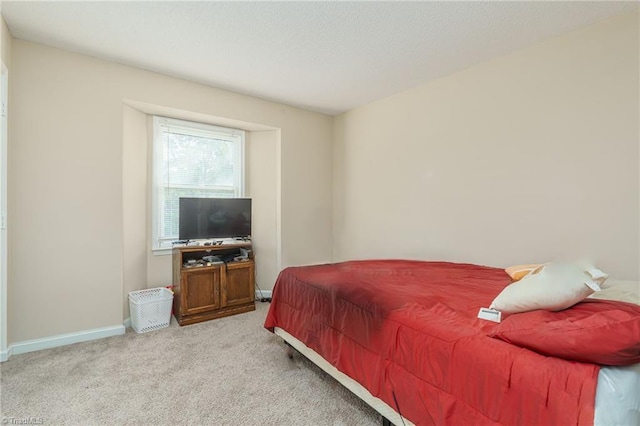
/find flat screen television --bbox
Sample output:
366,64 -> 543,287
179,197 -> 251,241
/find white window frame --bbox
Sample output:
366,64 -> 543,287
152,116 -> 245,254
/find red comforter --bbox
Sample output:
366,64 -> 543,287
264,260 -> 599,425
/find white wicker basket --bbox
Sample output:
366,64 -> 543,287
128,287 -> 173,333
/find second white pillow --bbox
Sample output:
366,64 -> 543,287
490,262 -> 607,314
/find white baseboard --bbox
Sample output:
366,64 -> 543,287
123,318 -> 131,329
0,345 -> 12,362
3,324 -> 125,361
255,289 -> 272,299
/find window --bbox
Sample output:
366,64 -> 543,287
152,116 -> 245,251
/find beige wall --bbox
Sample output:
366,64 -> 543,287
122,105 -> 148,317
247,130 -> 280,295
9,40 -> 332,343
333,12 -> 639,280
1,17 -> 10,68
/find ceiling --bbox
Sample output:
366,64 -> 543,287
1,1 -> 636,115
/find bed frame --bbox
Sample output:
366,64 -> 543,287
275,327 -> 413,426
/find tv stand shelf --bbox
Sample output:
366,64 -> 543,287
172,242 -> 255,326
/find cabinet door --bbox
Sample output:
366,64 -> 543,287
181,268 -> 221,315
222,262 -> 255,307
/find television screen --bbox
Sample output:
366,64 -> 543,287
179,198 -> 251,240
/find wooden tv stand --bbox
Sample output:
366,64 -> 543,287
172,242 -> 255,326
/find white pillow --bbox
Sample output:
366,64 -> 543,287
490,262 -> 608,314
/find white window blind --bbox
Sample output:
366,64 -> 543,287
152,116 -> 245,251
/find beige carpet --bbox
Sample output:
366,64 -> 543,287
0,302 -> 380,425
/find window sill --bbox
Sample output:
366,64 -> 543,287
152,247 -> 172,256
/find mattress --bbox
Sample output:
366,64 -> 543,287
596,363 -> 640,425
592,279 -> 640,425
265,260 -> 640,425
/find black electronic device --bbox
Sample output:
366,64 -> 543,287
179,197 -> 252,241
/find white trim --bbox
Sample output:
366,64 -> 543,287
255,289 -> 272,300
0,345 -> 12,362
151,247 -> 172,256
5,325 -> 125,359
123,318 -> 131,329
274,327 -> 414,426
156,116 -> 245,139
0,63 -> 7,361
236,130 -> 245,199
151,116 -> 163,249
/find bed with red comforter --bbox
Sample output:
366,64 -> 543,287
264,260 -> 639,425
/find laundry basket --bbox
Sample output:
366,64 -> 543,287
128,287 -> 173,333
